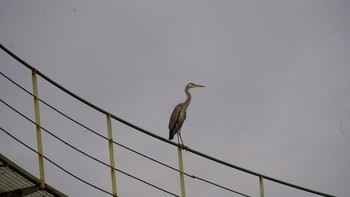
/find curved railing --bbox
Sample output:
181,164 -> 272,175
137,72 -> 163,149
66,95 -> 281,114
0,43 -> 335,197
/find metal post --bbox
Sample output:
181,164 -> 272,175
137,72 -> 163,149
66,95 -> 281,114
32,70 -> 45,189
177,147 -> 186,197
259,176 -> 264,197
107,114 -> 118,197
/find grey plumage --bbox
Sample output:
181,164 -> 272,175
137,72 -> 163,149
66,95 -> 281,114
168,83 -> 204,146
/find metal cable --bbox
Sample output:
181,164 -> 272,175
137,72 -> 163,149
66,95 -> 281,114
0,71 -> 250,197
0,126 -> 113,196
0,98 -> 179,197
0,43 -> 335,197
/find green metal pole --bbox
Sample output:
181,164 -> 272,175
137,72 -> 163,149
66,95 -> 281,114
107,114 -> 118,197
32,70 -> 45,189
259,176 -> 264,197
178,147 -> 186,197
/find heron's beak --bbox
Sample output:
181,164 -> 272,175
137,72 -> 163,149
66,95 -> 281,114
194,84 -> 205,88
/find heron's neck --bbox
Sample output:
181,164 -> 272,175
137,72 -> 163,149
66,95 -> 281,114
183,87 -> 192,109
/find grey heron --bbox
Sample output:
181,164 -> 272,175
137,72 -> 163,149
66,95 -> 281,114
168,83 -> 205,147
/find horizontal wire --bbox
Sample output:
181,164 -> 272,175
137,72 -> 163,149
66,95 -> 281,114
0,126 -> 113,196
0,98 -> 179,197
0,43 -> 336,197
0,71 -> 250,197
0,72 -> 108,141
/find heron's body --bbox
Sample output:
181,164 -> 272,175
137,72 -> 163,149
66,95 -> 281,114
168,102 -> 188,140
168,83 -> 204,146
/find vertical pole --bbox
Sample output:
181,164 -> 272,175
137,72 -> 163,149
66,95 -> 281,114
107,114 -> 117,197
32,70 -> 45,189
178,147 -> 186,197
259,176 -> 264,197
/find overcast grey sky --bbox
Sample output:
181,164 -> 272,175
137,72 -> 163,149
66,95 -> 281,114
1,1 -> 350,196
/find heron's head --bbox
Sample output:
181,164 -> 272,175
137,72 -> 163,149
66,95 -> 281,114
187,83 -> 205,89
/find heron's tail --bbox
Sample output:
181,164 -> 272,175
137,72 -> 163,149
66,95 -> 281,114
169,129 -> 175,140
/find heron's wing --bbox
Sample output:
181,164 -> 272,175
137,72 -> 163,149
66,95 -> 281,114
169,103 -> 182,131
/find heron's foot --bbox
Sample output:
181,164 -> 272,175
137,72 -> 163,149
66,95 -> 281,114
178,143 -> 189,150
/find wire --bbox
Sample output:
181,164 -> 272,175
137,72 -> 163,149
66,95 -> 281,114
0,72 -> 108,141
0,98 -> 179,197
0,126 -> 113,196
1,71 -> 250,196
1,43 -> 335,197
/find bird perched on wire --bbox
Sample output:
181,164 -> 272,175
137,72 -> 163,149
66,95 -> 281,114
168,83 -> 205,147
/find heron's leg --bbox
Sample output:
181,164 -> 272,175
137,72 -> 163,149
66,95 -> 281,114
177,133 -> 180,145
178,130 -> 185,148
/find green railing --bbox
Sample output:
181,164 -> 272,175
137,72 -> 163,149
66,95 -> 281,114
0,43 -> 335,197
